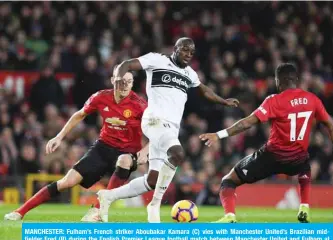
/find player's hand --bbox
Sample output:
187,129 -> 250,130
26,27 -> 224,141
224,98 -> 240,107
113,76 -> 125,100
199,133 -> 219,147
136,146 -> 149,165
46,136 -> 62,154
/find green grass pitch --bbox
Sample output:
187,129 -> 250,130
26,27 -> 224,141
0,204 -> 332,240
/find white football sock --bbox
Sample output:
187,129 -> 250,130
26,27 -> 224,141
226,213 -> 236,217
300,203 -> 309,208
111,175 -> 152,200
150,161 -> 177,206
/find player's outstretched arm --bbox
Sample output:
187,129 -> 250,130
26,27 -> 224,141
197,83 -> 239,107
199,114 -> 259,147
46,109 -> 88,154
321,116 -> 333,143
114,59 -> 143,80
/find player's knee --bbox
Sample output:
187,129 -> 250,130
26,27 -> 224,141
167,145 -> 185,167
220,178 -> 237,190
222,173 -> 232,182
222,168 -> 243,186
116,154 -> 133,169
58,176 -> 77,189
57,170 -> 81,190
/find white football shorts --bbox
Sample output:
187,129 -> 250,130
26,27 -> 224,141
141,117 -> 181,171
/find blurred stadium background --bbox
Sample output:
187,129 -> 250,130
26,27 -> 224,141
0,1 -> 333,214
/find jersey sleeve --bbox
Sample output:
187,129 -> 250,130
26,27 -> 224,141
137,52 -> 161,70
83,92 -> 100,114
315,97 -> 329,122
138,98 -> 148,118
189,71 -> 201,88
253,95 -> 276,122
131,93 -> 147,118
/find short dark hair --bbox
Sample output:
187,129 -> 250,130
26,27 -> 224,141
275,63 -> 298,86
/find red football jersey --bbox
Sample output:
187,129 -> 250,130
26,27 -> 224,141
254,88 -> 329,160
83,89 -> 147,153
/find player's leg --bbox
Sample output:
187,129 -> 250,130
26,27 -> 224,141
81,140 -> 141,222
297,170 -> 311,223
298,161 -> 311,223
5,141 -> 108,221
282,159 -> 311,223
147,144 -> 184,223
4,169 -> 83,220
98,170 -> 158,222
97,145 -> 162,222
94,154 -> 134,208
215,168 -> 242,223
81,153 -> 135,222
144,156 -> 166,223
215,147 -> 278,223
97,146 -> 152,205
99,168 -> 158,203
146,121 -> 185,222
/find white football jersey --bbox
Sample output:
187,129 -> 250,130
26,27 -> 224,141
138,52 -> 201,125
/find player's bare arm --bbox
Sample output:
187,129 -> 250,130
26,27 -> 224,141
197,83 -> 239,107
225,114 -> 259,136
199,114 -> 259,147
321,116 -> 333,142
114,59 -> 143,80
46,108 -> 88,154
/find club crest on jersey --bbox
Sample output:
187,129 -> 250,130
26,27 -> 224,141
123,109 -> 132,118
105,117 -> 126,126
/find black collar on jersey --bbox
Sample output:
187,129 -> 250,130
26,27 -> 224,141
169,54 -> 185,69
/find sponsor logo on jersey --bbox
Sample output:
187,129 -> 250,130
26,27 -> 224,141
161,74 -> 172,83
105,117 -> 126,126
161,74 -> 189,88
148,118 -> 160,126
123,109 -> 132,118
152,69 -> 192,93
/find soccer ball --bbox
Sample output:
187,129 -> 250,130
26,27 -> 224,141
171,200 -> 199,222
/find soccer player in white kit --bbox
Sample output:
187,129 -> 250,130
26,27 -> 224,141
97,37 -> 239,222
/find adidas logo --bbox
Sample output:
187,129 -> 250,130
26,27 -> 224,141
242,169 -> 248,175
160,187 -> 167,190
299,175 -> 309,179
103,106 -> 109,112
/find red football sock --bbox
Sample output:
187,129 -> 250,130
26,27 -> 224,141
220,188 -> 236,214
106,173 -> 128,190
298,171 -> 311,204
94,167 -> 129,209
16,186 -> 51,217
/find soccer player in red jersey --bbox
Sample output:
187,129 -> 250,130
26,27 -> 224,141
200,63 -> 333,223
4,70 -> 148,222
